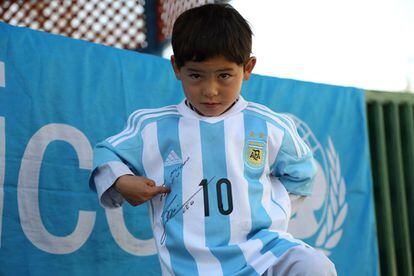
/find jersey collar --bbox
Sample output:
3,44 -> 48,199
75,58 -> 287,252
177,96 -> 248,123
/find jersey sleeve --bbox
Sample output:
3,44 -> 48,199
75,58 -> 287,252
92,161 -> 133,208
88,115 -> 145,208
270,116 -> 317,196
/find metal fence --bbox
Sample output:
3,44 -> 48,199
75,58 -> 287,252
366,91 -> 414,276
0,0 -> 213,53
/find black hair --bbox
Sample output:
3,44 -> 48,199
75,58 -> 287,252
171,3 -> 252,68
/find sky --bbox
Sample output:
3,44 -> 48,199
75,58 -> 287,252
230,0 -> 414,92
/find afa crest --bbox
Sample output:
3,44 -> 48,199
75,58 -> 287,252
245,140 -> 266,169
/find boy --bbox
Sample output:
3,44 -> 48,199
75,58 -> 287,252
89,3 -> 337,276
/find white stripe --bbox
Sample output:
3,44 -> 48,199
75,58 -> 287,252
260,141 -> 291,232
223,114 -> 252,244
141,122 -> 165,187
250,250 -> 278,274
266,122 -> 292,227
266,123 -> 284,170
282,114 -> 310,155
248,103 -> 309,156
171,151 -> 179,160
246,105 -> 302,158
277,231 -> 307,246
179,118 -> 223,276
111,111 -> 180,147
107,106 -> 176,144
270,177 -> 291,229
238,239 -> 277,274
254,123 -> 289,231
141,123 -> 173,276
0,61 -> 5,87
240,233 -> 303,275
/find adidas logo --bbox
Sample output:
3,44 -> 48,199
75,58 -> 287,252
165,150 -> 182,166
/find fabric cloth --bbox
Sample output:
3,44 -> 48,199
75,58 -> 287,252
89,96 -> 317,275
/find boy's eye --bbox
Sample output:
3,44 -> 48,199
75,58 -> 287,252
189,73 -> 201,79
218,73 -> 231,79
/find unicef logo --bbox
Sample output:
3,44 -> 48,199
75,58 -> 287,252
287,115 -> 348,256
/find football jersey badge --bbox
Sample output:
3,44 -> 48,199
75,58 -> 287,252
245,140 -> 266,169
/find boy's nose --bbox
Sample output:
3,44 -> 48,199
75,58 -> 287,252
202,80 -> 219,97
203,89 -> 219,97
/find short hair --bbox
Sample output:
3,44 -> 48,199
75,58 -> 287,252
171,3 -> 253,68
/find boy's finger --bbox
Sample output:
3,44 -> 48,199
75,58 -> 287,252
154,186 -> 170,194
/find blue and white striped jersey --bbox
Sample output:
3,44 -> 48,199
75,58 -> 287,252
90,96 -> 316,276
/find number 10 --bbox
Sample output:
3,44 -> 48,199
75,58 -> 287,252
199,178 -> 233,217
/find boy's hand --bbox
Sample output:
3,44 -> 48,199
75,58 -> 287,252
114,175 -> 170,206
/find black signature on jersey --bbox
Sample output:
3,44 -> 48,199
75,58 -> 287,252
159,156 -> 190,202
159,176 -> 215,245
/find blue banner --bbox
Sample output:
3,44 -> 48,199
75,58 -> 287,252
0,22 -> 379,275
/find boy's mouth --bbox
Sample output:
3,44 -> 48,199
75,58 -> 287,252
202,102 -> 220,106
201,103 -> 221,110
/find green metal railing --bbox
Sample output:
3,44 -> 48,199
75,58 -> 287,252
366,91 -> 414,276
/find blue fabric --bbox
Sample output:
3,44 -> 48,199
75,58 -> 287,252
0,22 -> 379,276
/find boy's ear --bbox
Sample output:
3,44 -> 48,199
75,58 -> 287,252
170,55 -> 181,80
243,57 -> 256,80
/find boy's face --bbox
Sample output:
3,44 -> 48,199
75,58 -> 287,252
171,55 -> 256,117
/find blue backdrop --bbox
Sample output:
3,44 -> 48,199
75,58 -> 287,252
0,22 -> 379,275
